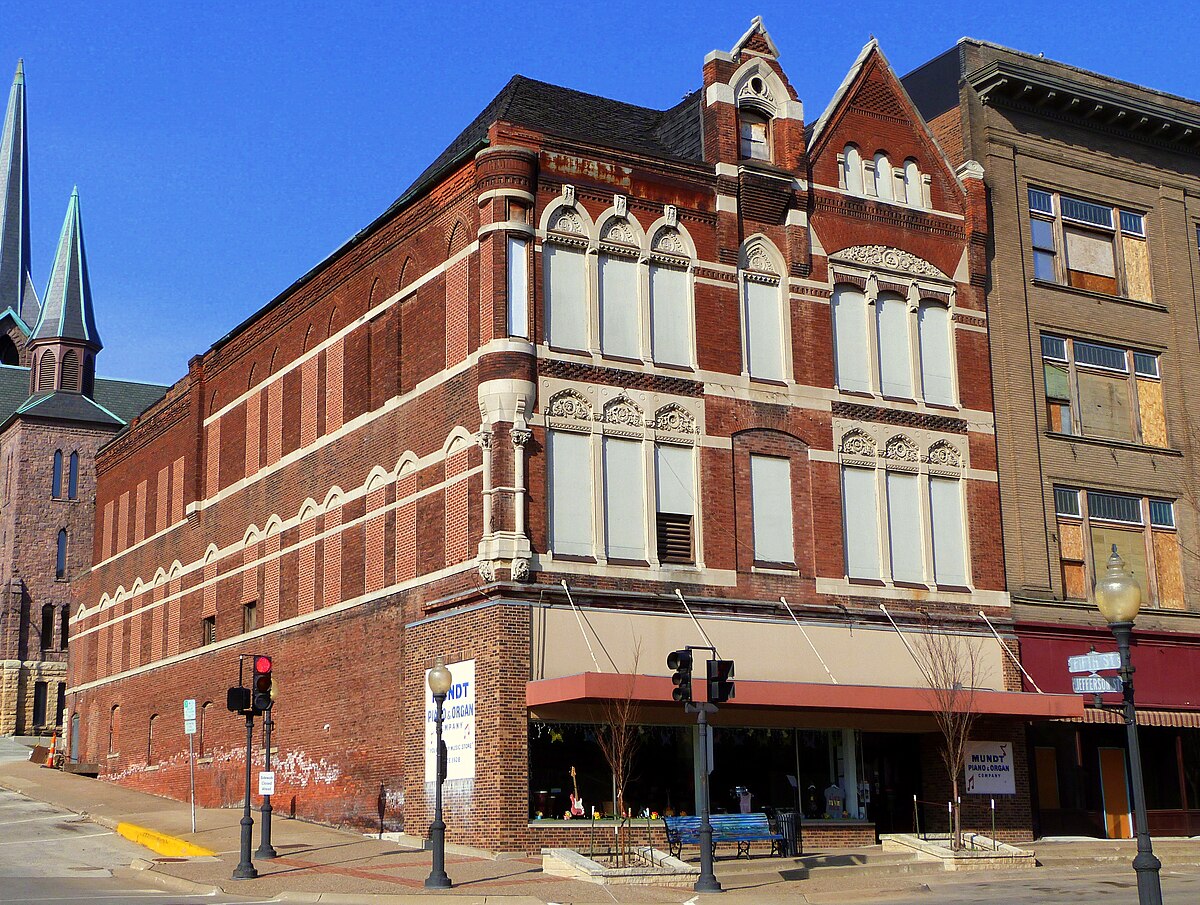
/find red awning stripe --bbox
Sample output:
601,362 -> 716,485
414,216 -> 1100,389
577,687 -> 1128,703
1068,708 -> 1200,728
527,673 -> 1082,720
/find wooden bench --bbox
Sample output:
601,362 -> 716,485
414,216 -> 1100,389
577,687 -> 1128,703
663,813 -> 785,859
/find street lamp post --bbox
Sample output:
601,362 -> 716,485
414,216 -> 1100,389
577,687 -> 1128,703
1095,545 -> 1163,905
425,657 -> 453,890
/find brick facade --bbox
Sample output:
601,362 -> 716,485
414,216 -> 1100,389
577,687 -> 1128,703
69,22 -> 1056,850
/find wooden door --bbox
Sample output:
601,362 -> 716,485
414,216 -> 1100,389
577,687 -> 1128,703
1099,747 -> 1132,839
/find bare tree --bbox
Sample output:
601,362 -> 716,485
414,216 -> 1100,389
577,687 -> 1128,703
591,641 -> 642,866
914,623 -> 986,851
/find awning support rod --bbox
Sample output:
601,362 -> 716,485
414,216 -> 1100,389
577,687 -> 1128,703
979,610 -> 1043,694
780,596 -> 838,684
878,603 -> 935,687
560,580 -> 601,672
675,589 -> 720,656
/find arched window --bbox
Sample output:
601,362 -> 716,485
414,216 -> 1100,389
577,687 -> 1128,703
739,109 -> 771,161
918,301 -> 955,405
199,702 -> 212,756
543,207 -> 589,351
37,350 -> 56,391
60,607 -> 69,650
67,452 -> 79,500
147,714 -> 157,763
108,704 -> 120,754
904,159 -> 923,208
52,450 -> 63,498
832,284 -> 871,393
876,292 -> 912,397
649,262 -> 691,367
873,152 -> 894,201
843,145 -> 863,194
55,529 -> 67,579
0,335 -> 17,366
40,604 -> 54,650
60,350 -> 80,391
82,354 -> 95,396
597,218 -> 641,359
740,242 -> 786,382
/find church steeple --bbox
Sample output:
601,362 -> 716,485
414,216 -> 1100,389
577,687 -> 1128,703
29,189 -> 100,397
0,60 -> 38,328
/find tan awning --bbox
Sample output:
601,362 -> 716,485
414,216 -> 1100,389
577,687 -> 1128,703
1067,708 -> 1200,728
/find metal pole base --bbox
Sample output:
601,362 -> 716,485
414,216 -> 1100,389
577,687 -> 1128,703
1133,851 -> 1164,905
694,875 -> 723,893
424,872 -> 452,889
232,862 -> 258,880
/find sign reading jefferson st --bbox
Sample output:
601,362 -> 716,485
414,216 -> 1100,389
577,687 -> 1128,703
1072,674 -> 1124,695
965,741 -> 1015,795
1068,652 -> 1121,674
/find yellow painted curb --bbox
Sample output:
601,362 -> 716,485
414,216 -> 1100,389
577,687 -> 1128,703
115,821 -> 215,858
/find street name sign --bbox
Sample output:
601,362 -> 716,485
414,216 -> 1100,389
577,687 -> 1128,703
1072,674 -> 1123,695
1068,652 -> 1120,674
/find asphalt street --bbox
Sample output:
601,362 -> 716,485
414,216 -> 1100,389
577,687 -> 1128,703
0,738 -> 270,905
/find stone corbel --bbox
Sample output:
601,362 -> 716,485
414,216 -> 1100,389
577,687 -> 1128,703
614,194 -> 627,217
562,184 -> 576,206
665,204 -> 678,227
865,273 -> 879,305
907,281 -> 921,311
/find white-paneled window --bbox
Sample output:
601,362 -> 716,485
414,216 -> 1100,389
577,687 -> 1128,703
832,284 -> 871,393
876,293 -> 913,397
743,277 -> 785,381
655,443 -> 695,563
929,476 -> 967,585
750,455 -> 793,564
544,243 -> 588,350
649,263 -> 691,367
886,471 -> 924,582
506,236 -> 529,338
547,431 -> 593,556
843,145 -> 863,194
904,159 -> 922,208
603,437 -> 646,560
842,466 -> 881,579
873,152 -> 894,201
599,253 -> 640,358
917,302 -> 954,405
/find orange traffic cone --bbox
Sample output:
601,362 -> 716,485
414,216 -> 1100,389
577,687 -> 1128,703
44,731 -> 57,767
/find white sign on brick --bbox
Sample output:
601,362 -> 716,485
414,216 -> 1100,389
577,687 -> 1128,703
964,741 -> 1015,795
258,771 -> 275,796
424,659 -> 476,784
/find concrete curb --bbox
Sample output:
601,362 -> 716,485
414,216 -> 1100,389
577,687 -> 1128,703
117,861 -> 223,896
113,820 -> 216,857
272,895 -> 547,904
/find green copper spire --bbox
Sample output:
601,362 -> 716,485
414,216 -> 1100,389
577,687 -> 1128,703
32,188 -> 101,349
0,59 -> 38,327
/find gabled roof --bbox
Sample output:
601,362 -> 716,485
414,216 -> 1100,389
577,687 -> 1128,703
0,60 -> 38,329
400,75 -> 704,207
31,188 -> 101,348
0,363 -> 166,431
730,15 -> 780,60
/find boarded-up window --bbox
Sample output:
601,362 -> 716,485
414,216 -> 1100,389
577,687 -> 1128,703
547,431 -> 592,557
842,466 -> 880,579
929,477 -> 967,586
1057,520 -> 1088,600
603,437 -> 645,561
876,294 -> 912,398
1064,226 -> 1117,294
1090,524 -> 1148,590
506,236 -> 529,338
918,302 -> 954,405
743,278 -> 784,381
886,471 -> 924,582
649,264 -> 690,367
1122,234 -> 1151,301
599,253 -> 640,359
832,284 -> 871,393
1077,369 -> 1134,441
545,244 -> 588,350
655,444 -> 695,564
751,455 -> 793,565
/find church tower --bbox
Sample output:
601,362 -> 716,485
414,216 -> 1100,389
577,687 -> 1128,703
28,189 -> 101,397
0,60 -> 39,354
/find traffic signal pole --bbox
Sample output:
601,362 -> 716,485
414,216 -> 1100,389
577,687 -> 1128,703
232,711 -> 257,880
255,709 -> 277,859
693,702 -> 721,893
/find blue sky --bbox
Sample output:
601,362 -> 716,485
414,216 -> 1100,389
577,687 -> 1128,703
2,1 -> 1197,385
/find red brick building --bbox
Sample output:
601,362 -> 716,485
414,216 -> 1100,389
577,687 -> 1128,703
68,21 -> 1077,850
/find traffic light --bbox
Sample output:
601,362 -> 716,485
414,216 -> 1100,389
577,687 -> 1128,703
252,655 -> 274,713
226,685 -> 250,714
707,659 -> 735,704
667,649 -> 693,703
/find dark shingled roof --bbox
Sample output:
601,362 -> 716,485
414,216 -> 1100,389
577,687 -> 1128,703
400,75 -> 704,206
0,364 -> 166,431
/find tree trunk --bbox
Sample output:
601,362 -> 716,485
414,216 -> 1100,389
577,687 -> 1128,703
951,777 -> 961,851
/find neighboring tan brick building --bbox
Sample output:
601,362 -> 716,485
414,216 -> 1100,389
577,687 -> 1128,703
905,40 -> 1200,838
0,61 -> 165,736
69,21 -> 1077,851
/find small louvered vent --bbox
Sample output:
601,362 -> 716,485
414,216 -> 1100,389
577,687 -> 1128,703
656,513 -> 694,564
61,350 -> 80,391
37,351 -> 56,391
